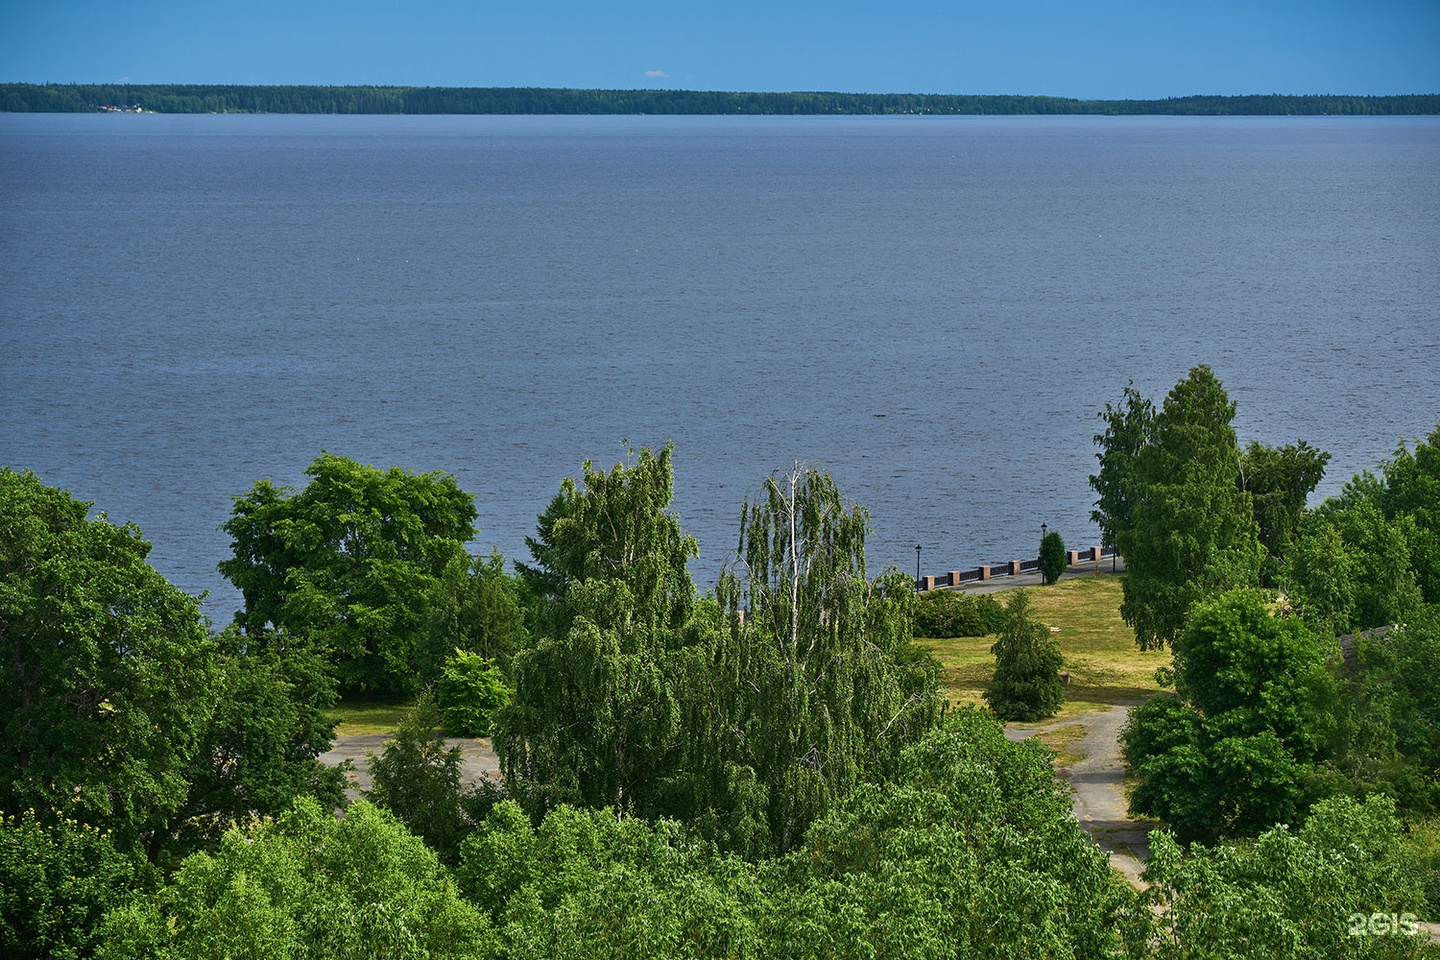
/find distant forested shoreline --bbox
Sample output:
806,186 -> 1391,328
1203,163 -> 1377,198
3,83 -> 1438,115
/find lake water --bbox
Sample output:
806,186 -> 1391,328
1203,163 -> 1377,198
2,113 -> 1437,620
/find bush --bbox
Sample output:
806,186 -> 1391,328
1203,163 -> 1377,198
985,591 -> 1064,722
366,694 -> 475,863
913,590 -> 1007,638
1,812 -> 146,960
436,649 -> 511,737
1040,530 -> 1067,585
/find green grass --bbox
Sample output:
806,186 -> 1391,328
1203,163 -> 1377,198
1034,723 -> 1088,768
323,696 -> 417,736
921,575 -> 1171,720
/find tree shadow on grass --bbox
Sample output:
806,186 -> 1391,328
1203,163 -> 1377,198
1065,684 -> 1156,708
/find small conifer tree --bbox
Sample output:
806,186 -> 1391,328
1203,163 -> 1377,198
1040,530 -> 1067,585
985,590 -> 1064,722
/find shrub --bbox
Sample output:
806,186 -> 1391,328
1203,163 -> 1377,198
1040,530 -> 1067,585
985,591 -> 1064,722
913,590 -> 1007,638
436,649 -> 511,737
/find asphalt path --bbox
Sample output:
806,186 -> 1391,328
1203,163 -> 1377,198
1004,706 -> 1152,888
320,734 -> 501,802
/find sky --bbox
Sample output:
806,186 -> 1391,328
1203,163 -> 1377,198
1,0 -> 1437,99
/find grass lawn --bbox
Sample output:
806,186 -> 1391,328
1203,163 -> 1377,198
323,696 -> 417,736
919,574 -> 1171,721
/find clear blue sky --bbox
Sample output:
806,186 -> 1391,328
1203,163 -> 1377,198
3,0 -> 1437,98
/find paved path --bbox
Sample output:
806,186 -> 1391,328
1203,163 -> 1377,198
320,734 -> 501,802
1005,704 -> 1153,888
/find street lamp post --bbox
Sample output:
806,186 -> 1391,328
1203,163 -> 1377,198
915,543 -> 922,590
1040,523 -> 1047,558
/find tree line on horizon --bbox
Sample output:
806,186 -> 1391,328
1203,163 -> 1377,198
3,82 -> 1438,116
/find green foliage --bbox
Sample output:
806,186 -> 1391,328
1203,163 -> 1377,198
1122,589 -> 1333,842
219,452 -> 478,696
516,443 -> 697,639
1279,515 -> 1359,635
705,465 -> 942,853
1239,439 -> 1331,582
776,708 -> 1142,959
456,711 -> 1141,959
1324,499 -> 1425,631
96,797 -> 495,960
366,694 -> 477,863
1090,380 -> 1153,552
985,590 -> 1065,721
912,590 -> 1006,638
172,626 -> 348,852
1379,423 -> 1440,605
458,801 -> 766,958
429,550 -> 530,675
0,812 -> 147,960
1115,366 -> 1266,650
437,648 -> 511,737
1324,611 -> 1440,816
498,444 -> 702,821
1143,794 -> 1434,960
0,468 -> 222,857
1039,529 -> 1067,585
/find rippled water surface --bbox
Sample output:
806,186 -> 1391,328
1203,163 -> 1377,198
2,113 -> 1437,616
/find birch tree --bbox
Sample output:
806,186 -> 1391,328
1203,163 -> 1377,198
703,465 -> 941,853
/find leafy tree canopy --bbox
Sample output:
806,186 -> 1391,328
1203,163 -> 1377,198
516,442 -> 696,638
1239,439 -> 1330,580
704,465 -> 942,853
96,798 -> 495,960
1123,588 -> 1334,842
219,452 -> 478,695
497,444 -> 705,821
1143,794 -> 1433,960
0,468 -> 221,857
1114,366 -> 1266,650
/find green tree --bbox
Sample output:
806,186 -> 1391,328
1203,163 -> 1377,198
1378,422 -> 1440,604
515,443 -> 696,639
1238,439 -> 1330,581
1,811 -> 147,960
456,801 -> 766,958
428,549 -> 530,675
1323,498 -> 1424,631
96,798 -> 495,959
0,469 -> 221,857
1143,795 -> 1432,960
704,465 -> 942,853
1118,366 -> 1265,650
772,709 -> 1143,960
1279,514 -> 1358,635
1323,610 -> 1440,816
1039,529 -> 1067,585
170,627 -> 348,852
366,694 -> 477,863
495,445 -> 703,820
1089,380 -> 1153,556
985,590 -> 1065,721
1122,588 -> 1333,842
436,648 -> 511,737
219,453 -> 478,695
